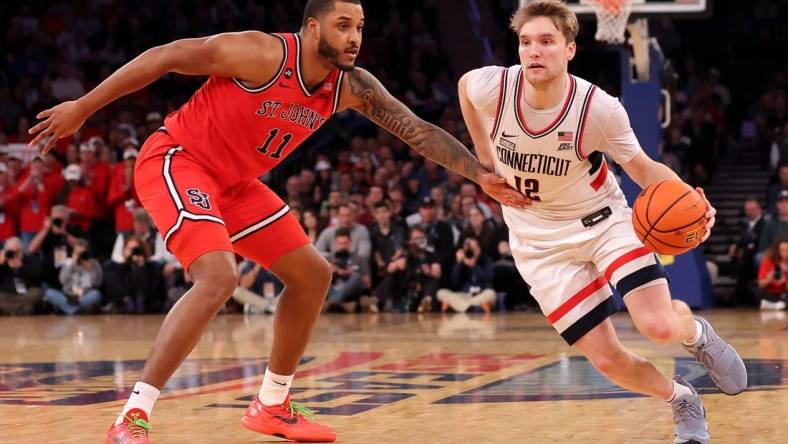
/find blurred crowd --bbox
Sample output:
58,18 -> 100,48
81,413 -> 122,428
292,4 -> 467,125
0,1 -> 786,315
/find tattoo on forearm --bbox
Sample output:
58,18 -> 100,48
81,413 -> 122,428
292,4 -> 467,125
347,68 -> 481,182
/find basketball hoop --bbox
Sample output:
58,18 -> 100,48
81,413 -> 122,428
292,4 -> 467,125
580,0 -> 632,44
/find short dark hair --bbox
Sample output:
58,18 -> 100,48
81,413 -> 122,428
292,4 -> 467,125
335,227 -> 352,239
302,0 -> 362,28
373,201 -> 390,211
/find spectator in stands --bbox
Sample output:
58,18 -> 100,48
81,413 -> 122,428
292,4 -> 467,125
758,189 -> 788,255
0,237 -> 43,315
28,204 -> 85,289
232,260 -> 282,315
315,203 -> 371,261
110,208 -> 168,264
437,237 -> 496,314
80,137 -> 111,202
300,210 -> 322,243
15,156 -> 53,249
756,236 -> 788,310
56,164 -> 97,232
460,204 -> 499,260
376,226 -> 441,313
107,147 -> 140,235
493,240 -> 535,311
0,163 -> 18,244
729,198 -> 765,306
44,238 -> 103,315
459,182 -> 493,218
324,228 -> 371,313
50,63 -> 85,101
765,163 -> 788,215
369,200 -> 406,287
409,197 -> 455,285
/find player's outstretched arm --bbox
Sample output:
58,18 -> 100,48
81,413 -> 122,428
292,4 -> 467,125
28,31 -> 281,154
343,68 -> 530,209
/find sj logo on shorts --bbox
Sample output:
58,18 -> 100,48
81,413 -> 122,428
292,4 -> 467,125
186,188 -> 211,210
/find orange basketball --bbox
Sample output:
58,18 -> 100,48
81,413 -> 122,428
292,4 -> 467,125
631,180 -> 707,255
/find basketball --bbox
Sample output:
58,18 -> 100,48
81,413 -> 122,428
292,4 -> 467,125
632,180 -> 707,255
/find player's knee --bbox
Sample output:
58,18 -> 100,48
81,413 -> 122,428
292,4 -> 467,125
639,317 -> 680,343
196,266 -> 240,300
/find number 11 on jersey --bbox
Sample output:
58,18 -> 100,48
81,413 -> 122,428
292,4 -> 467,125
514,175 -> 541,201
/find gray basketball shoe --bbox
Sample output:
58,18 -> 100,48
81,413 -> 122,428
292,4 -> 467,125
671,376 -> 709,444
682,315 -> 747,395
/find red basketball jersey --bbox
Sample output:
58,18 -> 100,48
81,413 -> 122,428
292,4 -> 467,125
163,33 -> 345,187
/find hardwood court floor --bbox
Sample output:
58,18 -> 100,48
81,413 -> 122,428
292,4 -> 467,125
0,310 -> 785,443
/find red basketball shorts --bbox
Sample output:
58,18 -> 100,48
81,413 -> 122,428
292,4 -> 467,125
134,130 -> 310,270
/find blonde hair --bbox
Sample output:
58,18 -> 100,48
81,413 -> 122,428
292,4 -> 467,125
510,0 -> 579,43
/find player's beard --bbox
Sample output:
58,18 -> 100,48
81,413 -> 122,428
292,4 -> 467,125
318,34 -> 356,72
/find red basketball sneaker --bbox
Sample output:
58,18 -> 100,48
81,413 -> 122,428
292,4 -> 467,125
241,395 -> 336,442
105,408 -> 152,444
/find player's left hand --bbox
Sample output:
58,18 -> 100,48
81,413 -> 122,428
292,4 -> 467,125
696,187 -> 716,242
479,172 -> 532,210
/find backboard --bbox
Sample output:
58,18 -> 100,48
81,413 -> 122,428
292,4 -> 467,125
520,0 -> 711,19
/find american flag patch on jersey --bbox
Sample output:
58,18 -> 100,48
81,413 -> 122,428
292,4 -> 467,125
558,131 -> 573,141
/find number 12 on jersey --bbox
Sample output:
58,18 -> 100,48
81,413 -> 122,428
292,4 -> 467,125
514,176 -> 541,201
257,128 -> 293,159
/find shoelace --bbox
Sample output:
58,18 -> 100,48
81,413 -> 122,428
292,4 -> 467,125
288,401 -> 316,421
124,414 -> 152,439
673,398 -> 704,425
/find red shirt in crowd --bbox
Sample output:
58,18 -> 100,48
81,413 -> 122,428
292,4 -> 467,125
0,186 -> 18,241
66,185 -> 97,232
15,179 -> 53,234
107,163 -> 141,232
81,160 -> 111,209
758,256 -> 788,295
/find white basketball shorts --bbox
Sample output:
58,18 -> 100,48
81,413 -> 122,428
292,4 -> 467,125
505,203 -> 669,345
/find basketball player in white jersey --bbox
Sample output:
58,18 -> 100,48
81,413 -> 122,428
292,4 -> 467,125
458,2 -> 746,443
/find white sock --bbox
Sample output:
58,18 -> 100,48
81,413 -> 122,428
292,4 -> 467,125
259,367 -> 294,406
115,382 -> 160,425
681,320 -> 704,347
666,380 -> 693,403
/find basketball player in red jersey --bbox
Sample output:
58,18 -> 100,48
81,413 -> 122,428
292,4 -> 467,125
28,1 -> 529,442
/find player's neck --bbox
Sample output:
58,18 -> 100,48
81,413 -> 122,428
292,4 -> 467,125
298,32 -> 336,91
523,73 -> 568,110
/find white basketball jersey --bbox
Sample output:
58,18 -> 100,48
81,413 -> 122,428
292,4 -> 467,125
488,67 -> 628,223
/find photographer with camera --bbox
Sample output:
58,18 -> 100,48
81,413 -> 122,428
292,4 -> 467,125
28,205 -> 86,290
324,228 -> 371,313
757,236 -> 788,310
103,236 -> 163,313
437,237 -> 496,314
0,237 -> 44,315
377,226 -> 441,312
43,238 -> 103,314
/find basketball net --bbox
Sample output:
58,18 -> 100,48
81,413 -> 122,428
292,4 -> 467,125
580,0 -> 632,44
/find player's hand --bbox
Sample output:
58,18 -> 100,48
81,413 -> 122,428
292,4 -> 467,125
696,187 -> 716,242
479,172 -> 531,209
28,100 -> 90,154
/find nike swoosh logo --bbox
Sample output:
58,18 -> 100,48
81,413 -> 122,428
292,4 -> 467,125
132,390 -> 140,395
272,380 -> 288,387
274,415 -> 299,425
502,132 -> 518,138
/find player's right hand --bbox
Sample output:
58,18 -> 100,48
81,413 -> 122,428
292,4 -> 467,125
28,100 -> 89,154
478,172 -> 532,210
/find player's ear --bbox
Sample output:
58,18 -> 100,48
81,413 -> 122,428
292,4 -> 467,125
306,17 -> 321,38
566,41 -> 577,62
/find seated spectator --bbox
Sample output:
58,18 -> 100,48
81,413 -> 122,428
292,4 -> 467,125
460,204 -> 499,260
28,205 -> 85,290
15,156 -> 54,250
232,260 -> 283,315
0,163 -> 18,244
406,197 -> 455,286
756,236 -> 788,310
459,182 -> 493,218
766,163 -> 788,215
324,228 -> 371,313
758,189 -> 788,256
56,164 -> 97,233
315,203 -> 371,261
437,237 -> 496,314
79,137 -> 112,204
44,238 -> 103,315
110,208 -> 169,264
107,147 -> 140,235
376,226 -> 441,313
103,236 -> 162,314
0,237 -> 43,315
369,201 -> 407,287
729,198 -> 765,306
300,210 -> 323,243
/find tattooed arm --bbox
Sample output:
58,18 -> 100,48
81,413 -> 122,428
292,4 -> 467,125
339,68 -> 530,208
